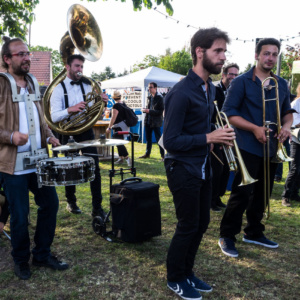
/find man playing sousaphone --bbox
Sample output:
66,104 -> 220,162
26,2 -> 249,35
50,54 -> 108,218
0,36 -> 68,280
218,38 -> 294,257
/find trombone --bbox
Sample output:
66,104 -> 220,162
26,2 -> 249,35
262,77 -> 293,219
213,101 -> 258,186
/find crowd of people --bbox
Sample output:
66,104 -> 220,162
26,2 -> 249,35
0,27 -> 299,300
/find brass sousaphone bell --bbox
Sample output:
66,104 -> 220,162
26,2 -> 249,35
43,4 -> 105,135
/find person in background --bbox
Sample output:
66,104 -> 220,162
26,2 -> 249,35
106,90 -> 131,166
281,83 -> 300,206
211,63 -> 240,211
139,82 -> 165,161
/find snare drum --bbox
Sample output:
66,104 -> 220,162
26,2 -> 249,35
36,156 -> 95,186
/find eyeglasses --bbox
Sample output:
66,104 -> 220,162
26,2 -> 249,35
227,73 -> 238,77
148,86 -> 154,89
10,52 -> 33,58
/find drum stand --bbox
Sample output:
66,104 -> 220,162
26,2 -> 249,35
91,132 -> 137,242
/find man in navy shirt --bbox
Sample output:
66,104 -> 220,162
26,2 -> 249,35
218,38 -> 293,258
163,27 -> 235,300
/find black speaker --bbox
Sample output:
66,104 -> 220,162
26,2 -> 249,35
110,177 -> 161,242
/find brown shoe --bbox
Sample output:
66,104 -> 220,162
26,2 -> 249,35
139,154 -> 150,159
282,198 -> 291,207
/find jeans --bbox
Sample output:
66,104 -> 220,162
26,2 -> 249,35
282,142 -> 300,198
165,160 -> 211,282
62,128 -> 102,210
145,124 -> 164,158
220,150 -> 277,241
0,172 -> 59,264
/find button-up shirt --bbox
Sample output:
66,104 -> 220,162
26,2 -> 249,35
50,76 -> 92,123
163,69 -> 215,179
222,67 -> 292,157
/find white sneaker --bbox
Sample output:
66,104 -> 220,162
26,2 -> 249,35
115,158 -> 123,164
125,157 -> 131,166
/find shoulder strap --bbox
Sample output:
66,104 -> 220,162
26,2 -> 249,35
79,82 -> 86,102
60,81 -> 69,108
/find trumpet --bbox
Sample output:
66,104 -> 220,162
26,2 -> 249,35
262,77 -> 293,219
213,101 -> 258,186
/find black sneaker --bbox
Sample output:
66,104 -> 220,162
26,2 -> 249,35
187,275 -> 212,293
218,238 -> 239,257
14,262 -> 31,280
242,235 -> 278,248
66,202 -> 82,214
32,255 -> 69,270
167,280 -> 202,300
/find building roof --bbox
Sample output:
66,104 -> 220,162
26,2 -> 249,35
0,51 -> 52,86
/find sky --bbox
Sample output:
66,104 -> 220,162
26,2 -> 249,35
29,0 -> 300,77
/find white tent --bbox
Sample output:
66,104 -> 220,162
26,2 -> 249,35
101,66 -> 183,91
101,67 -> 184,143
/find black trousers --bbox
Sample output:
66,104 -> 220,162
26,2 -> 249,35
145,124 -> 164,158
282,142 -> 300,198
220,149 -> 277,241
62,128 -> 102,210
165,160 -> 211,282
112,127 -> 129,157
211,144 -> 230,207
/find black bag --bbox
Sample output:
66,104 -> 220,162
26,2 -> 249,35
110,177 -> 161,242
122,103 -> 138,127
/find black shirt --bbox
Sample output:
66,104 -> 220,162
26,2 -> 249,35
163,69 -> 215,179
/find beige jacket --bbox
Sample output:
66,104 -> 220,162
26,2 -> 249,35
0,74 -> 54,175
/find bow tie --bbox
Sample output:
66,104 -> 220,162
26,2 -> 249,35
70,77 -> 91,85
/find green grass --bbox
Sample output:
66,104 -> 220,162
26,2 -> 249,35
0,142 -> 299,300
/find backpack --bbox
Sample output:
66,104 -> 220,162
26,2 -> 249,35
122,103 -> 139,127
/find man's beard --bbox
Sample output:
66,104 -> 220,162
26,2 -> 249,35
12,62 -> 30,76
69,69 -> 81,81
203,52 -> 223,75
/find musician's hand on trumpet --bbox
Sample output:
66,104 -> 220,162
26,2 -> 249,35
253,126 -> 272,144
206,125 -> 236,146
67,101 -> 86,113
275,125 -> 291,144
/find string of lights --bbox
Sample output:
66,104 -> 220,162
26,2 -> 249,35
153,7 -> 300,44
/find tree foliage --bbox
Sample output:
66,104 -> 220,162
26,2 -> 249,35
29,45 -> 64,79
91,66 -> 116,81
0,0 -> 173,40
280,44 -> 300,80
132,55 -> 159,72
0,0 -> 39,39
158,48 -> 192,75
87,0 -> 173,15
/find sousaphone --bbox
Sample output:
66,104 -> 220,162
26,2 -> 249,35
43,4 -> 105,135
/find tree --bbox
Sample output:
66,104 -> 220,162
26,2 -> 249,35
87,0 -> 173,15
91,66 -> 116,81
0,0 -> 39,39
132,55 -> 159,72
29,45 -> 64,79
0,0 -> 173,40
158,48 -> 192,75
279,44 -> 300,80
